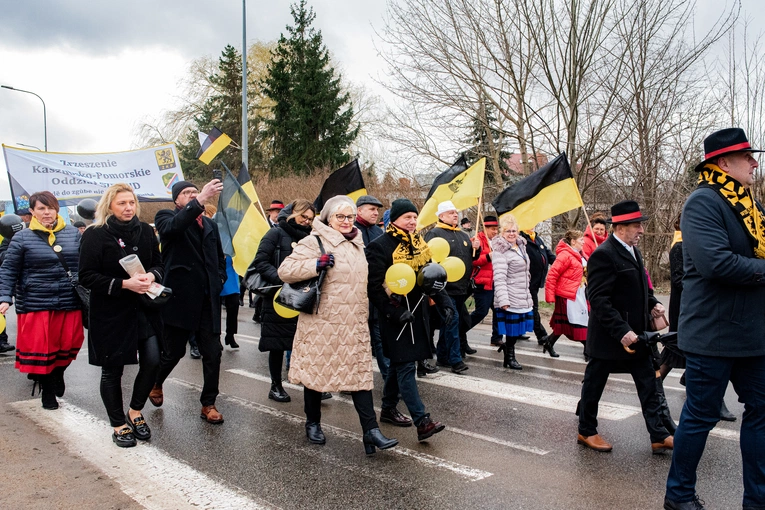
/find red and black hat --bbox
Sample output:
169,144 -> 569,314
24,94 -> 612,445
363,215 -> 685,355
695,128 -> 763,171
607,200 -> 649,225
483,215 -> 498,226
266,200 -> 285,211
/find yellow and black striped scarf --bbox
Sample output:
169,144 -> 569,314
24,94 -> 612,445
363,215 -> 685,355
386,223 -> 432,271
699,164 -> 765,259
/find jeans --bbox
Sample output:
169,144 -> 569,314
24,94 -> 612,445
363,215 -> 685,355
437,295 -> 465,365
100,336 -> 161,427
470,287 -> 501,344
304,387 -> 378,432
156,325 -> 222,406
382,361 -> 427,426
370,319 -> 390,380
666,353 -> 765,506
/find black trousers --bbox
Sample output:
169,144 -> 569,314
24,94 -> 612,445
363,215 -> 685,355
268,350 -> 285,383
530,286 -> 547,339
579,356 -> 670,442
222,293 -> 240,341
304,387 -> 378,432
156,324 -> 222,406
100,336 -> 161,427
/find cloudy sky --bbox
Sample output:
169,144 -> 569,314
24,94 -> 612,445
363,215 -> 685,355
0,0 -> 758,201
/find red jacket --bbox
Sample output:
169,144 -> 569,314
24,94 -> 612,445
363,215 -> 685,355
545,239 -> 584,302
471,231 -> 493,290
582,225 -> 608,260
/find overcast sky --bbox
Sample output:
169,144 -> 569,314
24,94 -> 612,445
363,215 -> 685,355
0,0 -> 758,202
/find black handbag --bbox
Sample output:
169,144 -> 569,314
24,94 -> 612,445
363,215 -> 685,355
244,243 -> 281,297
275,236 -> 327,314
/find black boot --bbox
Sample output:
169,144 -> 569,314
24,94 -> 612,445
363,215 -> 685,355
503,339 -> 522,370
543,335 -> 560,358
362,428 -> 398,455
52,366 -> 66,397
305,421 -> 326,444
655,377 -> 677,434
462,340 -> 477,356
40,375 -> 59,410
268,382 -> 291,403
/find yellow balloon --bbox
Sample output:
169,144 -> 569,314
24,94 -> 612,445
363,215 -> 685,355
442,256 -> 466,283
273,288 -> 300,319
428,237 -> 450,263
385,263 -> 416,295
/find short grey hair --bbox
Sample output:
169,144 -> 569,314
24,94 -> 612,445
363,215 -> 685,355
319,195 -> 356,223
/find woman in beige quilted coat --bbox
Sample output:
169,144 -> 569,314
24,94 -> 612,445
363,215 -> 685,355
278,195 -> 398,455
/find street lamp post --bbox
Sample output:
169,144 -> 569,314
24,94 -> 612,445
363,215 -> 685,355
1,85 -> 47,152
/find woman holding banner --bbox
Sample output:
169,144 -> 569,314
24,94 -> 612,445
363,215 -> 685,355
79,183 -> 164,448
0,191 -> 84,411
278,195 -> 397,455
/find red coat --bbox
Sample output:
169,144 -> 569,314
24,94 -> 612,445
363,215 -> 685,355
545,239 -> 584,302
471,231 -> 493,290
582,225 -> 608,260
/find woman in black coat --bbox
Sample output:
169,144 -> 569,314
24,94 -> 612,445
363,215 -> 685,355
79,184 -> 164,448
251,199 -> 315,403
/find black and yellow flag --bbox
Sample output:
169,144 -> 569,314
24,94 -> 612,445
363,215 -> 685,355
417,156 -> 486,229
196,127 -> 232,165
314,159 -> 366,211
492,152 -> 583,231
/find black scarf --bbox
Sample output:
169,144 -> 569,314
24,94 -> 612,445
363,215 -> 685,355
106,216 -> 142,247
280,218 -> 311,242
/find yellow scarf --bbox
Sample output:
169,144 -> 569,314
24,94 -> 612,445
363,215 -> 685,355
524,230 -> 536,241
671,231 -> 682,248
699,164 -> 765,259
29,215 -> 66,245
435,221 -> 461,232
386,223 -> 432,271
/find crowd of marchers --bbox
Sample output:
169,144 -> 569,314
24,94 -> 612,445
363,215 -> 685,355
0,128 -> 763,510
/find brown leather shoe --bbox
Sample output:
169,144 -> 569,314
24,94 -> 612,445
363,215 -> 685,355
652,435 -> 674,454
148,385 -> 163,407
200,405 -> 224,424
577,433 -> 613,452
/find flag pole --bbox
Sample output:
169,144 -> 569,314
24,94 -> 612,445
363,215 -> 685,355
473,195 -> 484,257
581,206 -> 599,248
241,0 -> 248,174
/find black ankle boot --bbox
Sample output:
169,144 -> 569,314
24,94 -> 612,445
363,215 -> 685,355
268,382 -> 291,403
40,375 -> 59,410
362,427 -> 398,455
305,421 -> 326,444
504,340 -> 522,370
655,378 -> 677,434
720,400 -> 737,422
543,335 -> 560,358
52,366 -> 66,397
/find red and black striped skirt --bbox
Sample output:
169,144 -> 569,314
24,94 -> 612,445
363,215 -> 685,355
549,296 -> 588,342
15,310 -> 84,375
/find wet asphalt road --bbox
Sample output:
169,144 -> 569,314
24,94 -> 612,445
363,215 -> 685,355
0,298 -> 747,510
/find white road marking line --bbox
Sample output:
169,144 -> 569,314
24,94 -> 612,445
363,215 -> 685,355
227,368 -> 550,456
169,377 -> 493,481
0,359 -> 15,365
10,399 -> 274,510
709,427 -> 740,440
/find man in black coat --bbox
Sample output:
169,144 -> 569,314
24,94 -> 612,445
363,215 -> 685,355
149,179 -> 227,424
520,229 -> 555,343
577,200 -> 672,454
665,129 -> 765,510
424,200 -> 480,373
367,198 -> 453,440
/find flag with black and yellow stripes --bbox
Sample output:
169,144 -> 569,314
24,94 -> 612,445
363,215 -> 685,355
416,156 -> 486,229
314,159 -> 367,212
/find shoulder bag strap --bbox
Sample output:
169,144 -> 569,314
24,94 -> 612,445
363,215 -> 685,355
33,230 -> 75,281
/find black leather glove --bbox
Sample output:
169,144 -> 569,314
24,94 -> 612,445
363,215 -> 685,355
391,307 -> 414,325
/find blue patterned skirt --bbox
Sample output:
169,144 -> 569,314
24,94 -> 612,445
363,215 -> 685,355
495,309 -> 534,338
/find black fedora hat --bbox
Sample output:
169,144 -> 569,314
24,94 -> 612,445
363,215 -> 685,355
607,200 -> 649,224
695,128 -> 764,171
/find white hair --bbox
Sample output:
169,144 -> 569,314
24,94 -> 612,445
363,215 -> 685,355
319,195 -> 356,223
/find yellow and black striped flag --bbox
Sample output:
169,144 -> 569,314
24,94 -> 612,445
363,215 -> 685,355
314,159 -> 367,211
492,152 -> 583,231
417,156 -> 486,229
197,127 -> 232,165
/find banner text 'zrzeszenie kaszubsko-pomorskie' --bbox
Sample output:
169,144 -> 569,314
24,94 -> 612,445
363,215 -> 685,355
2,144 -> 185,209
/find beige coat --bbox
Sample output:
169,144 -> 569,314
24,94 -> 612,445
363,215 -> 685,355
277,219 -> 373,392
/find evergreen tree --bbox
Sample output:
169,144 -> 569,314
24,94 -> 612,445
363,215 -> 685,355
464,100 -> 511,187
262,0 -> 359,175
177,45 -> 246,182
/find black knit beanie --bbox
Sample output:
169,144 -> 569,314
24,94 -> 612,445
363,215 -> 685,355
172,181 -> 198,202
389,198 -> 418,222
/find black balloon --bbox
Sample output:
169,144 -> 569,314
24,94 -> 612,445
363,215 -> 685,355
76,199 -> 98,220
0,214 -> 23,239
417,263 -> 447,295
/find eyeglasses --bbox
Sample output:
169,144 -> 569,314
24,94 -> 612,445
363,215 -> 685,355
505,229 -> 518,234
299,213 -> 314,223
334,214 -> 354,223
179,189 -> 197,196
